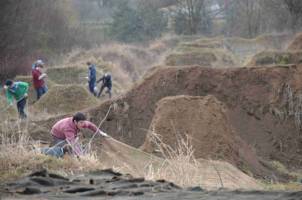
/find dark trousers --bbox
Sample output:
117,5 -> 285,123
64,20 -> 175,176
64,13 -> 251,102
36,85 -> 47,100
89,81 -> 96,96
51,135 -> 67,148
98,84 -> 112,98
17,98 -> 27,119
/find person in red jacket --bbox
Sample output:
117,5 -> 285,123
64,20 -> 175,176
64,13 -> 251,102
32,59 -> 48,100
49,112 -> 108,157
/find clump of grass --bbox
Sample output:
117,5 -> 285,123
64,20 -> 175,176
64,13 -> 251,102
140,132 -> 202,187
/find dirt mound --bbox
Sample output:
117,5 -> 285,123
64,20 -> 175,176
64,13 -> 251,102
165,48 -> 235,67
141,95 -> 265,175
224,33 -> 292,64
164,34 -> 292,67
46,66 -> 126,96
254,33 -> 292,49
32,85 -> 99,115
86,64 -> 302,180
246,51 -> 302,66
165,38 -> 236,67
64,43 -> 167,83
287,33 -> 302,50
14,75 -> 55,105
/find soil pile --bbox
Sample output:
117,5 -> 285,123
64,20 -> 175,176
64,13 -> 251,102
86,64 -> 302,179
32,85 -> 99,115
225,33 -> 292,64
246,51 -> 302,67
141,95 -> 265,175
47,66 -> 125,96
287,33 -> 302,50
165,38 -> 236,67
14,75 -> 55,105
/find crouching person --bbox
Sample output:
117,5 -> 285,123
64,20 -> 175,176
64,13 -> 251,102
43,112 -> 108,158
4,80 -> 29,119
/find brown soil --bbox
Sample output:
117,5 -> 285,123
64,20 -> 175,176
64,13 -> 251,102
141,95 -> 266,176
287,33 -> 302,50
85,64 -> 302,179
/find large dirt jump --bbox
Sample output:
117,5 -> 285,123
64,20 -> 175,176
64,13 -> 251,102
141,95 -> 266,176
85,64 -> 302,180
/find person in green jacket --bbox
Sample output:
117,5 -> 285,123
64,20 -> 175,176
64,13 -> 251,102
4,80 -> 29,119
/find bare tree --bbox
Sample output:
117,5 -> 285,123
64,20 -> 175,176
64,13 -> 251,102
172,0 -> 210,35
283,0 -> 302,32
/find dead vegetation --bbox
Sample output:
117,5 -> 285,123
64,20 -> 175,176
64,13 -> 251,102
0,121 -> 104,182
270,83 -> 302,132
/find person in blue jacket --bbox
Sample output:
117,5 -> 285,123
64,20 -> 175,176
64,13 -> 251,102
87,62 -> 96,96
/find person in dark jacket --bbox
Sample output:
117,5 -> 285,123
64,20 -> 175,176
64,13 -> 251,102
32,59 -> 48,100
87,62 -> 96,96
4,80 -> 29,119
97,73 -> 112,98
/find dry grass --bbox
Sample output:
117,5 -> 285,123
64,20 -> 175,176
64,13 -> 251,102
271,83 -> 302,131
260,161 -> 302,191
0,120 -> 104,182
142,132 -> 202,187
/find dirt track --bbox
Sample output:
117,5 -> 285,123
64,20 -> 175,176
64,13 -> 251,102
1,169 -> 301,200
85,64 -> 302,179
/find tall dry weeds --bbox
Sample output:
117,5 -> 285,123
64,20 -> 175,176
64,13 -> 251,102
0,119 -> 104,181
141,132 -> 203,187
274,83 -> 302,131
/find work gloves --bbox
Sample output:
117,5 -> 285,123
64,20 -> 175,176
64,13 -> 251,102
99,130 -> 109,137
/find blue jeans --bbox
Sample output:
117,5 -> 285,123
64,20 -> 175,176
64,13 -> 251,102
89,80 -> 96,96
17,98 -> 27,119
51,136 -> 67,148
36,85 -> 48,100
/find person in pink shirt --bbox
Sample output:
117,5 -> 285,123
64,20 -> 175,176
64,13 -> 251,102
49,112 -> 108,157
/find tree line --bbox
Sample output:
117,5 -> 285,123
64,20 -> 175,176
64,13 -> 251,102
1,0 -> 302,80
